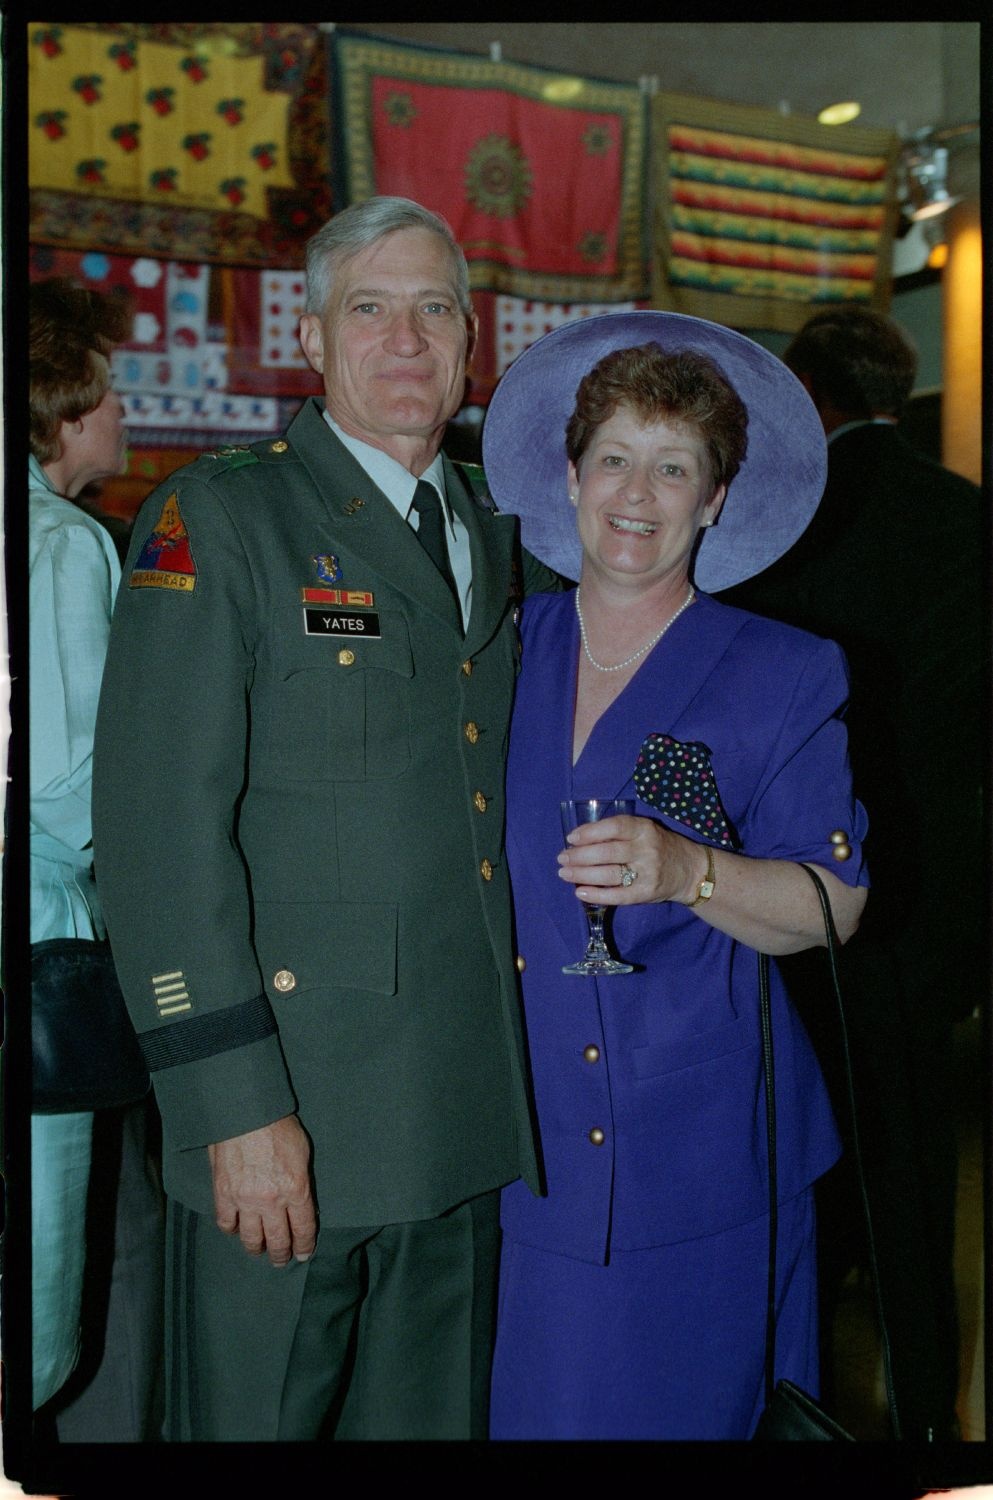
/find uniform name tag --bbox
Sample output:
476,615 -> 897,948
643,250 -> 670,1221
303,607 -> 382,638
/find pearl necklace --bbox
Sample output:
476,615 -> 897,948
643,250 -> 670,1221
575,585 -> 696,673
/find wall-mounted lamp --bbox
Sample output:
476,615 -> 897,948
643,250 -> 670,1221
892,123 -> 977,276
905,142 -> 960,221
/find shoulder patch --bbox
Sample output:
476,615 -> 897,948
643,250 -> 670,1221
130,492 -> 198,592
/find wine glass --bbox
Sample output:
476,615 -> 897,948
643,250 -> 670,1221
560,799 -> 635,976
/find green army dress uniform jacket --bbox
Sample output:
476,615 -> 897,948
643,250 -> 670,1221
92,397 -> 554,1226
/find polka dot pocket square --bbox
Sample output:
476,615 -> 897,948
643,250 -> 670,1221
633,734 -> 740,849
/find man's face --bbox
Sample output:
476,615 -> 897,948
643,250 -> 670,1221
299,227 -> 477,466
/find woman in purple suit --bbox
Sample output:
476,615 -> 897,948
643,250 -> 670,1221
481,313 -> 868,1440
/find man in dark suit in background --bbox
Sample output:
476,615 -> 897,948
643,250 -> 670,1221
93,196 -> 558,1442
724,306 -> 985,1441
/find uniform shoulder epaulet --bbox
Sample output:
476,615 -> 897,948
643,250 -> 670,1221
453,461 -> 498,513
199,443 -> 261,472
255,438 -> 294,461
194,436 -> 296,475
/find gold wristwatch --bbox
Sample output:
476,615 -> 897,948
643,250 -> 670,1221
687,844 -> 716,907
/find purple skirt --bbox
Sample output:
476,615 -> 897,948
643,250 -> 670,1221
491,1187 -> 818,1440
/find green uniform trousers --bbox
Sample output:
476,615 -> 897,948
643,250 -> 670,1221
165,1190 -> 499,1441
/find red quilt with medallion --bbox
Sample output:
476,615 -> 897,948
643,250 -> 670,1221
330,29 -> 649,304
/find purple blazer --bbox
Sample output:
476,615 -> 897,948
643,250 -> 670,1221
501,589 -> 869,1263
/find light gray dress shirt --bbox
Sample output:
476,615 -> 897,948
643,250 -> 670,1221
324,413 -> 472,629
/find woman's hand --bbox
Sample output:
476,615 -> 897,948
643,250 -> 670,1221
557,812 -> 867,953
558,813 -> 705,906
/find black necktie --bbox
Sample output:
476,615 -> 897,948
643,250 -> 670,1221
411,480 -> 460,615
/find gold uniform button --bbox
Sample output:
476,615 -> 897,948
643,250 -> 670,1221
829,829 -> 852,861
273,969 -> 296,993
480,858 -> 493,881
473,790 -> 488,813
588,1127 -> 605,1146
270,440 -> 288,453
338,649 -> 355,667
464,721 -> 480,744
461,659 -> 473,676
516,955 -> 526,973
584,1045 -> 600,1064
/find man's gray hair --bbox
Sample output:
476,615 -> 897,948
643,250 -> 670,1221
304,196 -> 472,317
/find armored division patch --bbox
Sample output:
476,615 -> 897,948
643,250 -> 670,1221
130,492 -> 198,593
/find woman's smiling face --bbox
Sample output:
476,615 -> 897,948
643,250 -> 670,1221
569,405 -> 726,591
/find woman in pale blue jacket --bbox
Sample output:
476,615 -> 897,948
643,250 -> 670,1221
29,278 -> 131,1410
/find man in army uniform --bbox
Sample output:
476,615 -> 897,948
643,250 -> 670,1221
92,197 -> 559,1441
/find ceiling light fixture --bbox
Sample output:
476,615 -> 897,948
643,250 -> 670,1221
817,101 -> 861,126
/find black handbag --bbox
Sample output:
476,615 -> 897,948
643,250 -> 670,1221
752,864 -> 901,1441
31,937 -> 151,1114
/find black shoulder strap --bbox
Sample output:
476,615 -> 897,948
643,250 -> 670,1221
760,863 -> 901,1438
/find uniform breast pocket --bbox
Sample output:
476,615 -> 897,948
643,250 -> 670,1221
268,608 -> 413,782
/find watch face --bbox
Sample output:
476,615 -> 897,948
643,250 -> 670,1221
699,879 -> 715,900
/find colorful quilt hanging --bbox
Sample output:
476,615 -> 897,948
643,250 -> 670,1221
468,293 -> 645,407
653,92 -> 900,332
29,22 -> 330,267
29,244 -> 287,443
219,267 -> 322,397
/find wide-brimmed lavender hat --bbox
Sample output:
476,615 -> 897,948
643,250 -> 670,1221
480,310 -> 826,592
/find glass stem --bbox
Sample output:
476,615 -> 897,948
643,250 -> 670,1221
584,904 -> 610,959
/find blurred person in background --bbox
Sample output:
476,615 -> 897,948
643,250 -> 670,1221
29,277 -> 165,1439
724,305 -> 985,1441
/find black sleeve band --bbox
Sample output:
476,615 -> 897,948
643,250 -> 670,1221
138,993 -> 278,1072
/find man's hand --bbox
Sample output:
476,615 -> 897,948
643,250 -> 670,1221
208,1114 -> 316,1267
